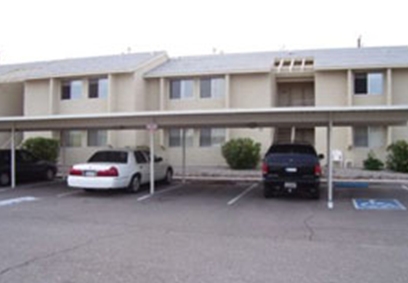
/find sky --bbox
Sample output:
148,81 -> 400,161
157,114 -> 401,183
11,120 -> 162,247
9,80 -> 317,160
0,0 -> 407,64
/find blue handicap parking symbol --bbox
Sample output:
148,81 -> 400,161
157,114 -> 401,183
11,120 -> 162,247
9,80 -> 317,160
353,199 -> 406,211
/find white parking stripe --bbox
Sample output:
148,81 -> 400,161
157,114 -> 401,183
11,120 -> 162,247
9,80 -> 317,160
401,185 -> 408,191
57,191 -> 82,198
227,183 -> 258,206
0,196 -> 39,207
0,188 -> 11,193
137,184 -> 184,201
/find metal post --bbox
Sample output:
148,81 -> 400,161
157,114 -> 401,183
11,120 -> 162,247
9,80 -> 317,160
11,127 -> 16,189
182,129 -> 186,183
149,128 -> 155,195
327,117 -> 333,209
291,127 -> 296,142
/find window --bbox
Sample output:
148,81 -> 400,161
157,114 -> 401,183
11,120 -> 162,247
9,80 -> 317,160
64,131 -> 82,147
134,151 -> 148,164
87,130 -> 108,147
61,80 -> 82,100
170,79 -> 194,99
89,78 -> 108,99
353,126 -> 385,148
199,128 -> 226,147
354,72 -> 383,95
200,77 -> 225,98
88,151 -> 128,163
168,128 -> 194,147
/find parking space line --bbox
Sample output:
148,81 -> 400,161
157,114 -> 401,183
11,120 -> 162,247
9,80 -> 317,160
0,196 -> 39,207
401,185 -> 408,191
227,183 -> 258,206
0,188 -> 11,193
57,191 -> 82,198
137,184 -> 184,201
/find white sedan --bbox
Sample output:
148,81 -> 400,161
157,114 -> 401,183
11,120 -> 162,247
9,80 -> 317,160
67,149 -> 173,192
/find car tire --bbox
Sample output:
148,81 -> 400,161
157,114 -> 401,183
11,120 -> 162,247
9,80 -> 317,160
127,175 -> 141,193
310,189 -> 320,200
164,168 -> 173,184
263,186 -> 277,199
0,172 -> 10,187
84,189 -> 95,193
44,168 -> 55,181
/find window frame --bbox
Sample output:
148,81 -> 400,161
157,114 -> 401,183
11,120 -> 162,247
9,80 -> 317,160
61,79 -> 83,100
168,128 -> 194,148
353,126 -> 385,148
88,77 -> 108,99
354,72 -> 384,96
64,131 -> 83,147
199,128 -> 226,147
169,79 -> 194,100
200,77 -> 225,99
87,130 -> 108,147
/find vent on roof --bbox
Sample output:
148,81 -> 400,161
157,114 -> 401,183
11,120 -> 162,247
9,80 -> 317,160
274,57 -> 314,73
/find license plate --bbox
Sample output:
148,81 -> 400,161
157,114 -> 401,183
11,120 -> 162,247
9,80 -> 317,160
285,167 -> 297,173
284,182 -> 297,189
84,171 -> 96,177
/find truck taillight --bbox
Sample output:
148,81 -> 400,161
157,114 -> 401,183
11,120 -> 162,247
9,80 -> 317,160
69,168 -> 82,176
314,164 -> 322,176
262,162 -> 269,174
97,167 -> 119,177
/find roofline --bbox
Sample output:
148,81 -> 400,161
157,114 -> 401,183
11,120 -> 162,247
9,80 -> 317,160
144,68 -> 272,78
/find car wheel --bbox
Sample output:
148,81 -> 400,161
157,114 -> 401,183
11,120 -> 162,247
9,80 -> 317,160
127,175 -> 141,193
164,168 -> 173,184
310,189 -> 320,200
263,186 -> 277,199
0,172 -> 10,187
44,168 -> 55,181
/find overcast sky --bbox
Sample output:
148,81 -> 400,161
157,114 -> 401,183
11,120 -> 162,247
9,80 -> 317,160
0,0 -> 406,64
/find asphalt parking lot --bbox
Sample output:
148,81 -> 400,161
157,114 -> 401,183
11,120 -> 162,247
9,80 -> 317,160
1,180 -> 408,283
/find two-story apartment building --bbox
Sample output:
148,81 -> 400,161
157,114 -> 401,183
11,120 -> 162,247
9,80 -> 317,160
1,46 -> 408,168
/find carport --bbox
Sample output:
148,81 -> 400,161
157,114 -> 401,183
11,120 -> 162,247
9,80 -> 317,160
1,105 -> 408,209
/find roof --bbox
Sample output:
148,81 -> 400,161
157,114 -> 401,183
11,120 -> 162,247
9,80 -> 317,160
145,46 -> 408,77
0,106 -> 407,132
0,52 -> 166,83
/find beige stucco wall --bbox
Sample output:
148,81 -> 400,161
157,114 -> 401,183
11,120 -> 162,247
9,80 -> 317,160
390,69 -> 408,142
314,71 -> 350,165
0,83 -> 24,147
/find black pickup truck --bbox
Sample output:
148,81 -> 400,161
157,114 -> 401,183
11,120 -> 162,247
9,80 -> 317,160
262,143 -> 323,199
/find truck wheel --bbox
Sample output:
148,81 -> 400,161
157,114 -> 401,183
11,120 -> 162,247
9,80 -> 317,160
0,172 -> 10,187
310,189 -> 320,200
264,186 -> 277,199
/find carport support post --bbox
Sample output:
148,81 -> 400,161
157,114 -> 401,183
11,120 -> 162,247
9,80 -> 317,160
182,129 -> 186,183
11,126 -> 16,189
149,127 -> 155,195
327,117 -> 333,209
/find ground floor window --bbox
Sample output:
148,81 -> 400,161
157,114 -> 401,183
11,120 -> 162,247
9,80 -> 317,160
353,126 -> 385,148
63,131 -> 83,147
168,128 -> 194,147
87,130 -> 108,147
199,128 -> 226,147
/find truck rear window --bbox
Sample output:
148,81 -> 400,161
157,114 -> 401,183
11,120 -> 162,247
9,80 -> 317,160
267,145 -> 317,155
88,151 -> 128,163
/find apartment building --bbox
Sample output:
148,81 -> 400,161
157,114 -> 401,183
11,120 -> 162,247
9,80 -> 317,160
1,46 -> 408,167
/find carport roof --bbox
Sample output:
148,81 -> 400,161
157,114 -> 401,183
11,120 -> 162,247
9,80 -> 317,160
1,106 -> 408,132
145,46 -> 408,77
0,52 -> 166,83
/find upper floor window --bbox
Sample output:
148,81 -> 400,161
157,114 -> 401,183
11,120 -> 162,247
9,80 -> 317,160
199,128 -> 226,147
61,80 -> 82,100
170,79 -> 194,99
354,72 -> 383,95
87,130 -> 108,147
353,126 -> 385,148
168,128 -> 194,147
200,77 -> 225,99
89,78 -> 108,99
